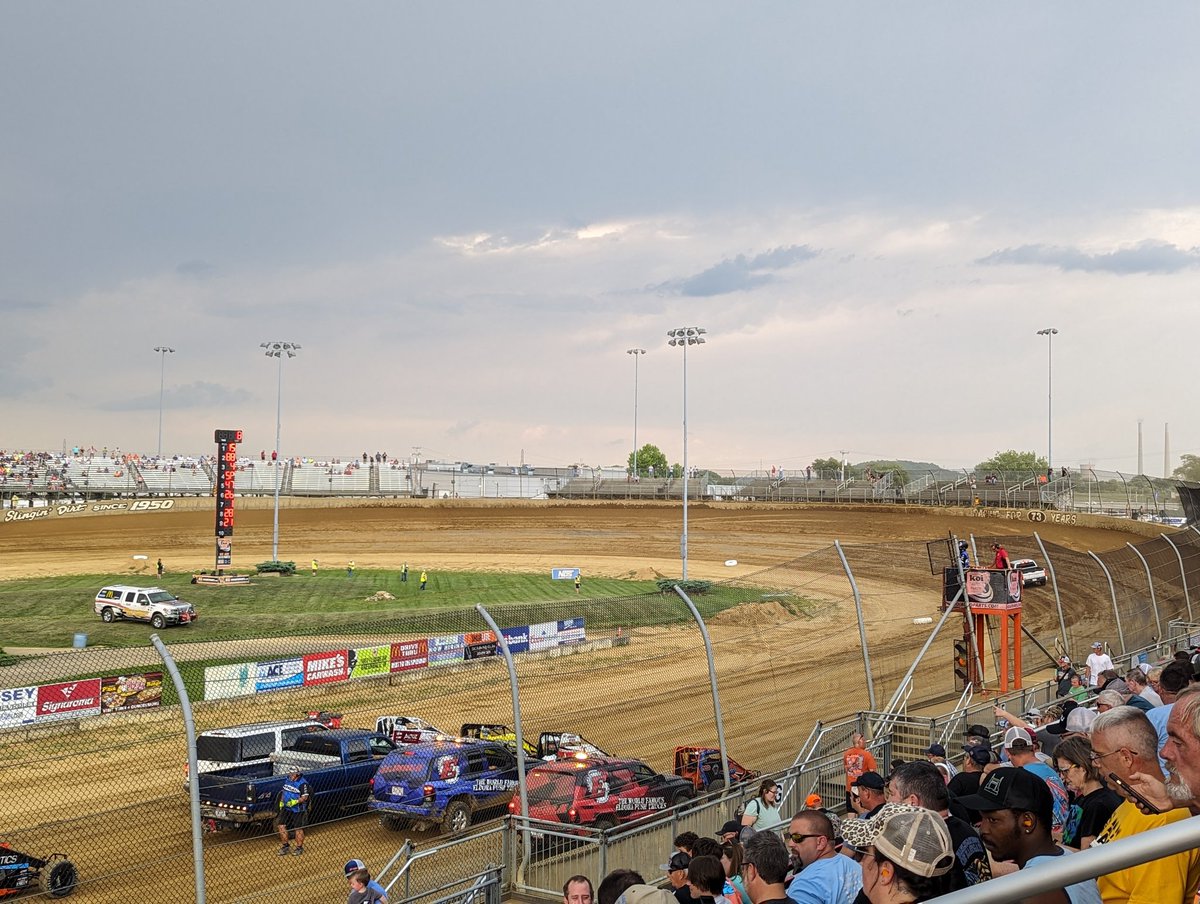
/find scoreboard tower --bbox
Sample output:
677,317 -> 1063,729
214,429 -> 242,570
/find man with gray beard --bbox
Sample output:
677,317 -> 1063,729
1124,685 -> 1200,816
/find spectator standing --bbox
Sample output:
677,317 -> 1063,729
992,543 -> 1011,569
1084,642 -> 1114,688
575,572 -> 582,593
959,767 -> 1101,904
1051,736 -> 1120,851
401,562 -> 408,583
156,558 -> 164,577
663,853 -> 696,904
1002,728 -> 1069,836
842,733 -> 877,810
783,809 -> 861,904
923,743 -> 957,779
849,772 -> 887,819
838,804 -> 955,904
741,780 -> 783,840
420,570 -> 428,591
565,875 -> 595,904
275,767 -> 310,855
741,831 -> 792,904
1089,705 -> 1200,904
886,761 -> 990,889
343,861 -> 388,903
948,745 -> 992,824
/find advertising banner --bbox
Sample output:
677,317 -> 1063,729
100,672 -> 164,713
551,568 -> 580,580
256,658 -> 304,692
303,650 -> 349,686
530,621 -> 559,652
205,663 -> 257,700
390,639 -> 429,673
557,617 -> 586,645
349,645 -> 391,679
464,630 -> 499,660
36,679 -> 102,721
0,686 -> 37,729
500,625 -> 530,654
428,633 -> 465,665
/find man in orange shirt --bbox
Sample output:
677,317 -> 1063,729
842,732 -> 877,810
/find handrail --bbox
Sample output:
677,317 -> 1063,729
936,682 -> 974,746
384,822 -> 506,901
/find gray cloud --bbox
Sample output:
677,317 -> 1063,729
977,240 -> 1200,275
654,244 -> 818,297
99,382 -> 253,412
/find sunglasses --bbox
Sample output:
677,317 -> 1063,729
787,833 -> 823,844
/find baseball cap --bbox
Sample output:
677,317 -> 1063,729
660,851 -> 690,872
805,793 -> 823,809
838,804 -> 955,878
852,771 -> 885,791
1003,726 -> 1034,750
1058,655 -> 1072,665
924,743 -> 947,757
963,744 -> 992,766
616,886 -> 678,904
1023,708 -> 1042,721
343,859 -> 366,876
717,819 -> 742,838
964,723 -> 992,740
956,767 -> 1052,814
1092,641 -> 1103,649
1045,701 -> 1098,735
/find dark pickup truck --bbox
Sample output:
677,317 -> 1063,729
198,729 -> 395,831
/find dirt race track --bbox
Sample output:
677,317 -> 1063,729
0,501 -> 1146,903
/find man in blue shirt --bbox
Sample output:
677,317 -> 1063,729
784,810 -> 862,904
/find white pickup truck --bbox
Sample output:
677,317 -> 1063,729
94,584 -> 197,628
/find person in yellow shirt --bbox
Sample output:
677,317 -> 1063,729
1089,706 -> 1200,904
420,570 -> 428,591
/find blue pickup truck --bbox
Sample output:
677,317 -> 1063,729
368,737 -> 519,834
198,729 -> 395,831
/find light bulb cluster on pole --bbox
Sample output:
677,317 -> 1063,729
261,341 -> 301,561
667,327 -> 707,580
626,348 -> 646,478
1036,328 -> 1058,472
153,346 -> 175,458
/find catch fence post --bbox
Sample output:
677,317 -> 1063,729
835,541 -> 876,711
1086,552 -> 1126,654
475,605 -> 529,848
673,586 -> 731,794
1034,533 -> 1070,655
1160,532 -> 1194,621
150,634 -> 205,904
1126,543 -> 1163,641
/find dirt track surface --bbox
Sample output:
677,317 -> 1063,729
0,501 -> 1142,903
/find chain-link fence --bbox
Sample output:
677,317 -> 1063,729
4,527 -> 1200,903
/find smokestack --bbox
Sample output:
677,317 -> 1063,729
1138,419 -> 1143,475
1165,423 -> 1170,478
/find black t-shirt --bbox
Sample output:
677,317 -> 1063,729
947,771 -> 983,823
944,814 -> 991,889
1076,786 -> 1122,845
673,887 -> 697,904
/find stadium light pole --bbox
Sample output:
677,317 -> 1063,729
667,327 -> 706,580
1037,328 -> 1058,472
262,341 -> 300,561
626,348 -> 645,478
153,346 -> 175,458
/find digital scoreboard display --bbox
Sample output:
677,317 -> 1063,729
214,429 -> 242,567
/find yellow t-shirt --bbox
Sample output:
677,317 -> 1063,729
1093,801 -> 1200,904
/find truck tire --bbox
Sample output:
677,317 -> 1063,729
380,815 -> 406,832
151,613 -> 166,629
708,779 -> 726,794
44,859 -> 78,898
441,799 -> 472,834
101,608 -> 116,623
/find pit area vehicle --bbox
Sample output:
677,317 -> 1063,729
184,719 -> 329,788
512,755 -> 695,840
1012,558 -> 1047,587
94,585 -> 196,628
673,746 -> 760,793
0,843 -> 77,898
198,729 -> 395,831
459,724 -> 608,760
375,715 -> 443,745
369,737 -> 519,834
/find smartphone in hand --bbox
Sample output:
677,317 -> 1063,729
1108,772 -> 1163,814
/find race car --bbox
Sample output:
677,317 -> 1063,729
673,746 -> 760,793
0,842 -> 77,898
375,715 -> 444,746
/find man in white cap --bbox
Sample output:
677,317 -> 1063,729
1084,642 -> 1114,688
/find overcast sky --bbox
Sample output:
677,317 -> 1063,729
4,3 -> 1199,475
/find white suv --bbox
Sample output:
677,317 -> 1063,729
94,585 -> 197,628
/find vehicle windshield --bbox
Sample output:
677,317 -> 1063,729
147,591 -> 179,604
526,770 -> 576,803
